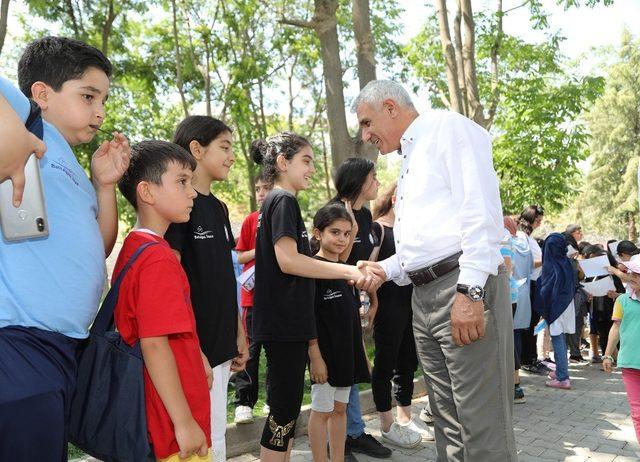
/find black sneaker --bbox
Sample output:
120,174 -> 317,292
345,451 -> 359,462
569,355 -> 587,363
331,443 -> 359,462
346,433 -> 392,459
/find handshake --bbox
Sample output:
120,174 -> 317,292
349,261 -> 388,291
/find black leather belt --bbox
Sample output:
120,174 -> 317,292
408,251 -> 463,287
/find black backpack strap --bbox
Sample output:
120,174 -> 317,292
25,99 -> 44,140
91,242 -> 158,334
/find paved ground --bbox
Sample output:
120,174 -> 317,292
229,361 -> 639,462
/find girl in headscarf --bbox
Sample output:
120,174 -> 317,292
534,233 -> 577,389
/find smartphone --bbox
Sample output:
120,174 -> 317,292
0,154 -> 49,241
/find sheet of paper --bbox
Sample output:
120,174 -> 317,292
578,255 -> 610,278
608,241 -> 621,262
236,265 -> 255,291
582,276 -> 616,297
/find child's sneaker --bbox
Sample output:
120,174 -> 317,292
419,403 -> 434,424
514,385 -> 526,404
400,418 -> 435,441
381,422 -> 422,449
234,405 -> 254,424
545,379 -> 571,390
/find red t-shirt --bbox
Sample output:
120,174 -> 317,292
113,231 -> 211,459
236,211 -> 259,307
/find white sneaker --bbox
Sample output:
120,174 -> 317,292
234,405 -> 254,424
401,418 -> 435,441
262,403 -> 270,414
419,403 -> 434,424
381,422 -> 422,448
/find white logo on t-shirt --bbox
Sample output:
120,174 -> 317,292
301,230 -> 309,239
323,289 -> 343,301
194,225 -> 214,240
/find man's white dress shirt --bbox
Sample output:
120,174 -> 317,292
378,110 -> 504,288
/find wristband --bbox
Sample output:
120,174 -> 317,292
602,355 -> 614,362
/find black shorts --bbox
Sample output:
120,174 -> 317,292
260,341 -> 308,451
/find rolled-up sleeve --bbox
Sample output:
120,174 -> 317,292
444,114 -> 504,288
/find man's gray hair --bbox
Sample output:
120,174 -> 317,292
351,80 -> 416,113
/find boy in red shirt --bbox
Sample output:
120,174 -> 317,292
234,172 -> 273,424
114,140 -> 213,461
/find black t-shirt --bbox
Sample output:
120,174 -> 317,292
165,192 -> 238,367
346,207 -> 376,265
373,223 -> 413,315
313,257 -> 370,387
253,189 -> 316,342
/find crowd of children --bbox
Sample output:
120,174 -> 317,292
2,35 -> 640,462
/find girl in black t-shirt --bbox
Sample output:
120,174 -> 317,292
370,183 -> 432,445
331,158 -> 391,455
250,133 -> 379,462
307,204 -> 370,462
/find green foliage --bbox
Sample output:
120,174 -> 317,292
403,4 -> 604,214
494,75 -> 603,213
576,30 -> 640,238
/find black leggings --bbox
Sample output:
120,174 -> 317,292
520,280 -> 539,365
260,341 -> 307,452
234,307 -> 268,408
371,302 -> 418,412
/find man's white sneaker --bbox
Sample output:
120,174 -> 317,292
234,405 -> 254,424
401,418 -> 435,441
381,422 -> 422,449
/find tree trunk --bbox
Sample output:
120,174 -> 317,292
313,0 -> 354,169
453,0 -> 468,117
435,0 -> 464,115
351,0 -> 378,161
101,0 -> 116,56
0,0 -> 9,58
351,0 -> 376,88
460,0 -> 487,126
628,212 -> 637,241
203,35 -> 212,117
171,0 -> 190,117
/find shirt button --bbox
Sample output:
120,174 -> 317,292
401,262 -> 405,267
396,240 -> 400,244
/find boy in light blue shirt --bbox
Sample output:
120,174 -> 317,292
0,36 -> 129,460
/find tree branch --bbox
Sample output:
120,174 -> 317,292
504,0 -> 532,15
279,16 -> 315,29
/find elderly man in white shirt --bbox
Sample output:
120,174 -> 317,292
355,80 -> 517,462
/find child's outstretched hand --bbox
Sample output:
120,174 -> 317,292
175,418 -> 209,459
603,357 -> 613,373
91,132 -> 131,188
